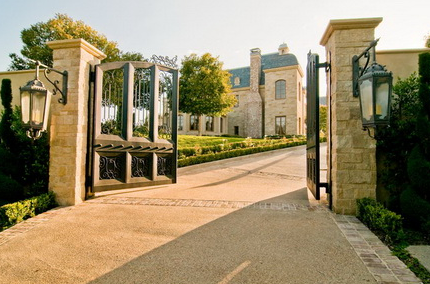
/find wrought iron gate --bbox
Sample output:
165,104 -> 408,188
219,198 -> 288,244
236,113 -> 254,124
88,61 -> 178,193
306,52 -> 328,200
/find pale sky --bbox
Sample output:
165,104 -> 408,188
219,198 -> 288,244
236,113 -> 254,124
0,0 -> 429,72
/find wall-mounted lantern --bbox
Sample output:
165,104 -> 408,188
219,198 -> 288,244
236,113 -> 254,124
352,39 -> 393,132
19,60 -> 68,139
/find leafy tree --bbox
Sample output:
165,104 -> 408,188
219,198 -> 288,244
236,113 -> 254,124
376,73 -> 421,208
406,53 -> 430,201
319,105 -> 327,134
9,13 -> 145,70
400,52 -> 430,234
0,79 -> 49,202
179,53 -> 236,134
0,79 -> 17,150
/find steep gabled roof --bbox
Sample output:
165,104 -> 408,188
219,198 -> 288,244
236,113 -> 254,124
229,67 -> 250,89
229,53 -> 299,88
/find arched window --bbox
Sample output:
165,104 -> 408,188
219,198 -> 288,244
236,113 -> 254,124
275,80 -> 286,99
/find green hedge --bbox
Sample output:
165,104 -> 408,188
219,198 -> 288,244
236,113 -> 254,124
178,140 -> 306,167
356,198 -> 404,244
178,137 -> 307,158
0,191 -> 57,231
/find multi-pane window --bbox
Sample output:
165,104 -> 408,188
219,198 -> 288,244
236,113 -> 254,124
275,116 -> 286,135
178,115 -> 183,131
298,82 -> 302,101
190,115 -> 199,131
275,80 -> 286,99
206,116 -> 214,131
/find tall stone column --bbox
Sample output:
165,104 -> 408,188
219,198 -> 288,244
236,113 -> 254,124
245,48 -> 263,138
46,39 -> 106,206
320,18 -> 382,214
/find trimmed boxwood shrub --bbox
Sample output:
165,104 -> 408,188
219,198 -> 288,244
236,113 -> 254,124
0,191 -> 57,231
178,139 -> 306,167
357,198 -> 404,244
178,137 -> 307,159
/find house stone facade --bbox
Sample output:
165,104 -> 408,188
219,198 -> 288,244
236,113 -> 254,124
227,44 -> 305,138
178,44 -> 305,138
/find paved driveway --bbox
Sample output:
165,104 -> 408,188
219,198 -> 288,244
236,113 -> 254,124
0,145 -> 420,283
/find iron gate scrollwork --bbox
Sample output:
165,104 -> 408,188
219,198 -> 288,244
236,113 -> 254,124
306,52 -> 329,201
89,61 -> 178,193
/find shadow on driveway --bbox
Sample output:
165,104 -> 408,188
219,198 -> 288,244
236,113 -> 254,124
87,191 -> 374,284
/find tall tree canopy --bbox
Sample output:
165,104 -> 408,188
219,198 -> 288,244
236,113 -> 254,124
9,13 -> 144,70
179,53 -> 236,118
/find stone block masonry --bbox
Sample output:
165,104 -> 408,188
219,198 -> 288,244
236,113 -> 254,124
320,18 -> 382,214
47,39 -> 106,206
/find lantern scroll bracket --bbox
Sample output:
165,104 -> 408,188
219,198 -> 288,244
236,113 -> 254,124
31,59 -> 68,105
352,38 -> 380,97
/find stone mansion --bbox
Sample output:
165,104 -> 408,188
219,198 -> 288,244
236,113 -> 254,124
178,44 -> 306,138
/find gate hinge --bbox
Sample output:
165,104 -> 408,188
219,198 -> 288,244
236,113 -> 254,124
317,62 -> 331,72
319,182 -> 330,194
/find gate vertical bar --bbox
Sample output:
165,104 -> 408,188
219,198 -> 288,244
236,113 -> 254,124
85,66 -> 96,198
124,63 -> 134,184
150,65 -> 160,180
171,69 -> 179,183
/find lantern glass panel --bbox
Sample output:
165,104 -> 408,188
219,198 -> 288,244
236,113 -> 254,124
31,91 -> 47,127
375,77 -> 390,120
359,78 -> 373,122
21,91 -> 31,125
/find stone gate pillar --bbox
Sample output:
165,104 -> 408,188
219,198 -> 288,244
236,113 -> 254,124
320,18 -> 382,214
46,39 -> 106,206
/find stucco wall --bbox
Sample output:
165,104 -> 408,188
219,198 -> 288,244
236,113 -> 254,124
377,48 -> 430,82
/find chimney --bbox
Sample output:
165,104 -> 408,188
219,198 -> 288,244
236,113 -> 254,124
250,48 -> 261,93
